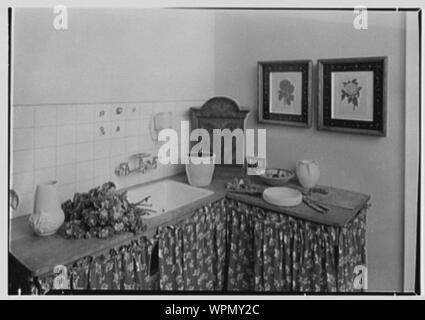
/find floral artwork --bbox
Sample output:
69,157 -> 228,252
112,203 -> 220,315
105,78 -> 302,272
278,79 -> 295,106
341,79 -> 362,110
268,72 -> 303,115
318,57 -> 387,136
258,60 -> 312,127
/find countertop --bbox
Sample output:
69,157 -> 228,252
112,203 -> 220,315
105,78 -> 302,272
10,167 -> 370,277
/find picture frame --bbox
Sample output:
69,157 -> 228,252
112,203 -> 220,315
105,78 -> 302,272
318,56 -> 388,136
258,60 -> 312,127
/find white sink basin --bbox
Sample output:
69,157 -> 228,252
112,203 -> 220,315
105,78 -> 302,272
126,179 -> 214,218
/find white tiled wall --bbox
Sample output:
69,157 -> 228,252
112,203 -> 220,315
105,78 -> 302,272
11,101 -> 199,218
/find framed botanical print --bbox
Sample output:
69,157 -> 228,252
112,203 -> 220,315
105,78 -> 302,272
258,60 -> 312,127
318,57 -> 387,136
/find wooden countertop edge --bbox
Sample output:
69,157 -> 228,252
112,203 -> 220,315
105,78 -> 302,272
225,192 -> 370,227
10,171 -> 371,278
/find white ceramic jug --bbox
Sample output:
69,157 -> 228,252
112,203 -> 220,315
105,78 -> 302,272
296,160 -> 320,189
29,181 -> 65,236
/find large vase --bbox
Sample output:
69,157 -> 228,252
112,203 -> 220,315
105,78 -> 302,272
295,160 -> 320,189
29,181 -> 65,236
185,152 -> 216,187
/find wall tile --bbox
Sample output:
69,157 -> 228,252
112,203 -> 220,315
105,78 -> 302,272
94,158 -> 110,178
12,171 -> 34,194
94,140 -> 110,159
76,179 -> 95,193
94,122 -> 111,140
76,104 -> 94,123
76,142 -> 94,162
34,167 -> 56,188
95,175 -> 110,186
76,161 -> 94,181
94,104 -> 111,123
35,147 -> 56,169
57,164 -> 76,185
13,106 -> 34,128
139,118 -> 151,137
139,135 -> 153,151
109,155 -> 128,189
59,184 -> 75,203
110,138 -> 126,157
57,144 -> 76,165
11,101 -> 192,219
57,125 -> 76,146
111,105 -> 126,121
76,123 -> 94,143
125,104 -> 140,119
13,128 -> 34,151
110,121 -> 126,139
126,119 -> 139,137
125,136 -> 139,153
139,103 -> 152,118
35,105 -> 56,127
35,126 -> 57,149
57,105 -> 76,125
151,103 -> 164,114
13,150 -> 34,174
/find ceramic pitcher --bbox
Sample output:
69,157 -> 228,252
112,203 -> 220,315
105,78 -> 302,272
29,181 -> 65,236
296,160 -> 320,189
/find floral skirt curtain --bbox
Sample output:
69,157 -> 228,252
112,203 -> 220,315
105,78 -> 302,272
36,236 -> 156,293
33,198 -> 366,293
158,199 -> 228,290
226,201 -> 256,291
226,200 -> 367,292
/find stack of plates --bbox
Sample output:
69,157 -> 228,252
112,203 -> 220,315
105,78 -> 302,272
262,187 -> 302,207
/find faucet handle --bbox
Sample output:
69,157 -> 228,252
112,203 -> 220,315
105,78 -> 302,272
150,156 -> 158,168
115,162 -> 130,177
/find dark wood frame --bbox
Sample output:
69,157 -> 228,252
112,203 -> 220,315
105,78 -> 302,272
258,60 -> 312,127
318,56 -> 388,137
190,97 -> 249,167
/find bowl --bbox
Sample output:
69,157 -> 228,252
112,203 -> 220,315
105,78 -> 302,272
258,168 -> 294,186
262,187 -> 302,207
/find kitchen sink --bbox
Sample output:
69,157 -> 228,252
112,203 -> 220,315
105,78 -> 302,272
125,179 -> 214,218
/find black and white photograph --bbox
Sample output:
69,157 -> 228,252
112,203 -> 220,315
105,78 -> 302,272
1,0 -> 423,306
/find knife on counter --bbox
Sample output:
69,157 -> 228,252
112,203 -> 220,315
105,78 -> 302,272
303,197 -> 328,214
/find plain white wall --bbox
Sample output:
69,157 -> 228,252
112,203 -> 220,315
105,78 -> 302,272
13,8 -> 215,104
214,10 -> 406,292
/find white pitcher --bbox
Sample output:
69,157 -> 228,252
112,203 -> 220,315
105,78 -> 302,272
296,160 -> 320,189
29,181 -> 65,236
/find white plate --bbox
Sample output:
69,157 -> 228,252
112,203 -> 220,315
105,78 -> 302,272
262,187 -> 302,207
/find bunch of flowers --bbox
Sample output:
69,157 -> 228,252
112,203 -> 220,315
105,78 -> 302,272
61,182 -> 151,239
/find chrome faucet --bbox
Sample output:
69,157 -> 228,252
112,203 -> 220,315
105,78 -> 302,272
115,153 -> 158,177
115,162 -> 130,177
